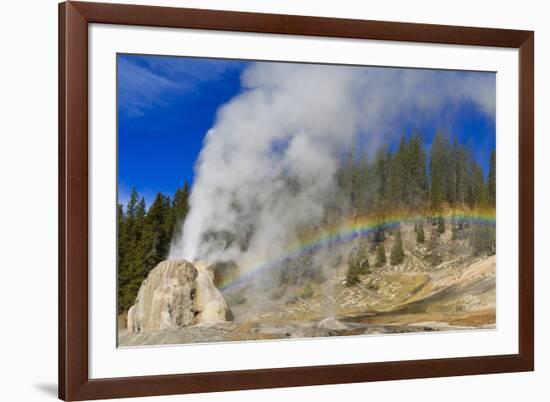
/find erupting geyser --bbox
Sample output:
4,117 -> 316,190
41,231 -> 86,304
169,63 -> 495,274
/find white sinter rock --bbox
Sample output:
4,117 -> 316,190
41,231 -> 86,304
127,260 -> 231,333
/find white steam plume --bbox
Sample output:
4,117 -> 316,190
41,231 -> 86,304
169,62 -> 495,270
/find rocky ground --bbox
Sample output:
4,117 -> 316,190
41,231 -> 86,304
118,222 -> 496,347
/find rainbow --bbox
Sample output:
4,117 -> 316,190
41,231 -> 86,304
218,209 -> 496,291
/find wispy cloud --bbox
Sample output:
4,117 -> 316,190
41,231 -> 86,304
144,56 -> 246,83
118,57 -> 179,117
117,55 -> 246,117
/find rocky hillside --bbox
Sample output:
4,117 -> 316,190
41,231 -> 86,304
119,219 -> 496,346
224,220 -> 495,323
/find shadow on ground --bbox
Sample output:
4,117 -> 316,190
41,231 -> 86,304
34,383 -> 57,398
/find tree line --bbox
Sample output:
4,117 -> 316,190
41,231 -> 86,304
118,183 -> 190,313
337,131 -> 496,216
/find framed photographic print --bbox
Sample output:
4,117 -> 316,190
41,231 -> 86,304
59,1 -> 534,400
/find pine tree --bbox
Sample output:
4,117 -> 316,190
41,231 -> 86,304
373,145 -> 390,205
337,151 -> 355,200
346,244 -> 370,286
429,132 -> 450,208
354,152 -> 370,215
487,149 -> 496,206
436,216 -> 446,234
117,203 -> 126,250
470,225 -> 496,256
122,196 -> 147,312
375,243 -> 386,267
117,203 -> 127,313
126,188 -> 140,218
407,132 -> 428,210
451,216 -> 466,240
390,230 -> 405,265
140,192 -> 173,271
471,161 -> 486,207
415,221 -> 425,243
447,138 -> 459,205
136,197 -> 146,220
426,228 -> 442,266
117,190 -> 148,313
388,135 -> 407,207
117,189 -> 178,313
454,143 -> 469,205
371,190 -> 387,246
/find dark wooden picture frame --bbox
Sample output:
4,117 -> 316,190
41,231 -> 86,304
59,1 -> 534,400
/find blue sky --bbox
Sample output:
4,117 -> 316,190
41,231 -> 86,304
117,54 -> 495,208
118,54 -> 247,206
